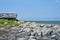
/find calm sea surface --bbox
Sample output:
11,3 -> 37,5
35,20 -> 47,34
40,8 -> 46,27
25,21 -> 60,24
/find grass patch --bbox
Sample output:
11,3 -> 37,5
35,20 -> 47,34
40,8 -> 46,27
0,19 -> 20,27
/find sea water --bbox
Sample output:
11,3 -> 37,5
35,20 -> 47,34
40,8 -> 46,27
25,21 -> 60,24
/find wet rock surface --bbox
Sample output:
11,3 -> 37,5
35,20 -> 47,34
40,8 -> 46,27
0,22 -> 60,40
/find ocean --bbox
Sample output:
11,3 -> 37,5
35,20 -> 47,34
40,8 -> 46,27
25,21 -> 60,24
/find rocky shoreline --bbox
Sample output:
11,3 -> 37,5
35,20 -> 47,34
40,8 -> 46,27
0,22 -> 60,40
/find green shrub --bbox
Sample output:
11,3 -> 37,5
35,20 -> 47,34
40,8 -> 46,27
0,19 -> 20,27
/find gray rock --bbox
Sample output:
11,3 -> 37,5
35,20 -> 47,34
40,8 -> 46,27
41,28 -> 53,36
52,25 -> 60,30
40,24 -> 45,27
23,28 -> 31,32
45,24 -> 53,28
0,37 -> 5,40
28,32 -> 31,36
16,32 -> 28,38
31,32 -> 36,36
8,34 -> 16,40
29,36 -> 36,39
28,38 -> 36,40
17,38 -> 27,40
10,27 -> 17,29
50,33 -> 59,40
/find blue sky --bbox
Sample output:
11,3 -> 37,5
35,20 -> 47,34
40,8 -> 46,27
0,0 -> 60,21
